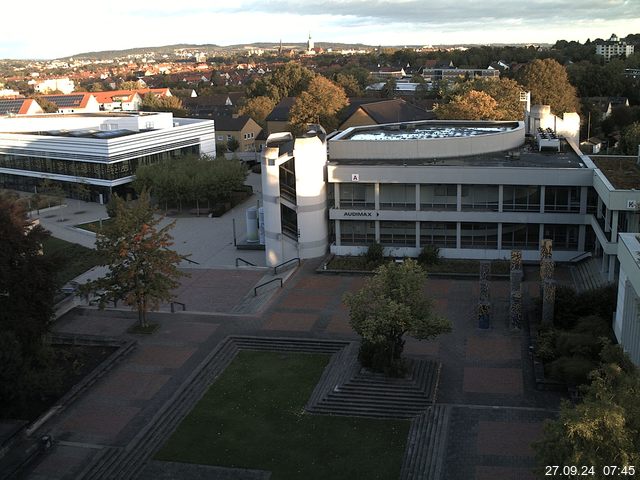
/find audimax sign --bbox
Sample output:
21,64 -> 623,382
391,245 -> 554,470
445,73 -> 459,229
342,211 -> 380,217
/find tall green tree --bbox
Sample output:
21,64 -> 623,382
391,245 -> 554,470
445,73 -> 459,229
534,347 -> 640,476
517,58 -> 580,114
246,62 -> 315,102
80,191 -> 187,327
436,90 -> 499,120
0,194 -> 58,412
619,122 -> 640,155
237,96 -> 276,127
141,93 -> 187,117
288,76 -> 349,133
343,259 -> 451,375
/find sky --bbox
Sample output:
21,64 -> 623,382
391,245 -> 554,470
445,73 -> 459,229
2,0 -> 639,59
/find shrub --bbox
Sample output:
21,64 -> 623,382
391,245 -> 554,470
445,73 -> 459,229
417,245 -> 440,266
365,242 -> 384,266
547,355 -> 597,386
536,327 -> 557,362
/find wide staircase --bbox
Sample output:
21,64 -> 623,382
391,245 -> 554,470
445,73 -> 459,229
570,257 -> 612,293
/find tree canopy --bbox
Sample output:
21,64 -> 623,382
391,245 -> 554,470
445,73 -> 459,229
288,76 -> 349,134
80,191 -> 187,328
534,346 -> 640,474
343,259 -> 451,375
517,58 -> 580,115
134,155 -> 248,212
141,93 -> 187,117
246,62 -> 315,102
436,77 -> 526,120
237,96 -> 276,127
619,122 -> 640,155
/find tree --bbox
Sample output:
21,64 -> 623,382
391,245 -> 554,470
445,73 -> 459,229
517,58 -> 580,114
436,77 -> 525,120
0,193 -> 56,357
227,137 -> 240,152
381,77 -> 397,98
436,90 -> 499,120
141,93 -> 186,117
619,122 -> 640,155
237,96 -> 276,127
334,73 -> 363,97
288,76 -> 349,134
343,259 -> 451,375
246,62 -> 315,102
0,194 -> 58,412
34,96 -> 59,113
534,348 -> 640,475
80,191 -> 187,328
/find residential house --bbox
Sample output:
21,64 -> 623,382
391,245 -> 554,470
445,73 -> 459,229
38,93 -> 100,114
0,98 -> 44,116
214,115 -> 262,153
338,98 -> 435,131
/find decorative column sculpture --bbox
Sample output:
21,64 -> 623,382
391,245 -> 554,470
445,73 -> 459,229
478,261 -> 491,329
510,250 -> 523,329
540,239 -> 556,325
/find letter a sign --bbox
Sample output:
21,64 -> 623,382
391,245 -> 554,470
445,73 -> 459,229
351,173 -> 360,181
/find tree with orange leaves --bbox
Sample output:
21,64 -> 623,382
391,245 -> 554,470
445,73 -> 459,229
80,190 -> 187,328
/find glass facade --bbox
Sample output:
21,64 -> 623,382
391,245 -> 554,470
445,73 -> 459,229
420,222 -> 457,248
0,145 -> 199,181
460,223 -> 499,248
543,224 -> 579,250
461,185 -> 499,211
280,204 -> 298,240
340,220 -> 376,245
279,158 -> 296,204
544,186 -> 580,212
380,221 -> 416,246
503,186 -> 540,212
379,184 -> 415,210
420,184 -> 457,210
502,223 -> 540,249
339,183 -> 375,209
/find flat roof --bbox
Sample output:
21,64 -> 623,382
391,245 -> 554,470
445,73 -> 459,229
591,156 -> 640,190
20,128 -> 140,139
329,140 -> 586,168
335,120 -> 520,141
346,124 -> 517,141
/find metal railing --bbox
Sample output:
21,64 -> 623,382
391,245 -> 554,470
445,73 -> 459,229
235,257 -> 256,267
170,301 -> 186,313
254,278 -> 283,296
273,257 -> 300,275
568,251 -> 593,263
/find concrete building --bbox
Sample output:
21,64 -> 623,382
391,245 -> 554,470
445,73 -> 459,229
615,233 -> 640,366
595,34 -> 635,61
0,111 -> 215,202
214,115 -> 262,153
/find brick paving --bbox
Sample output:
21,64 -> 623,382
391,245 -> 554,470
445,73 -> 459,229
23,259 -> 569,480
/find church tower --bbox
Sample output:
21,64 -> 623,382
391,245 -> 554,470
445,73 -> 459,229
307,33 -> 314,53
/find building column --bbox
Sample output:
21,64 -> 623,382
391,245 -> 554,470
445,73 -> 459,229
597,196 -> 603,219
497,223 -> 503,250
579,186 -> 588,215
539,186 -> 546,213
611,210 -> 619,240
457,184 -> 462,211
578,224 -> 586,251
498,185 -> 504,213
456,222 -> 461,249
335,220 -> 341,246
375,220 -> 380,243
608,255 -> 616,282
415,184 -> 420,212
538,223 -> 545,248
374,183 -> 380,210
334,183 -> 340,208
605,208 -> 611,233
415,221 -> 420,248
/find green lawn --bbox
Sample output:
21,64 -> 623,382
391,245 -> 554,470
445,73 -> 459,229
74,217 -> 113,233
42,237 -> 102,286
156,351 -> 409,480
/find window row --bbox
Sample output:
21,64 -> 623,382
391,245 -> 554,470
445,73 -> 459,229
0,146 -> 199,181
339,221 -> 579,250
335,184 -> 583,213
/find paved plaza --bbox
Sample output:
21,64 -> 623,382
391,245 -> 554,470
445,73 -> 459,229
22,257 -> 563,480
15,175 -> 566,479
